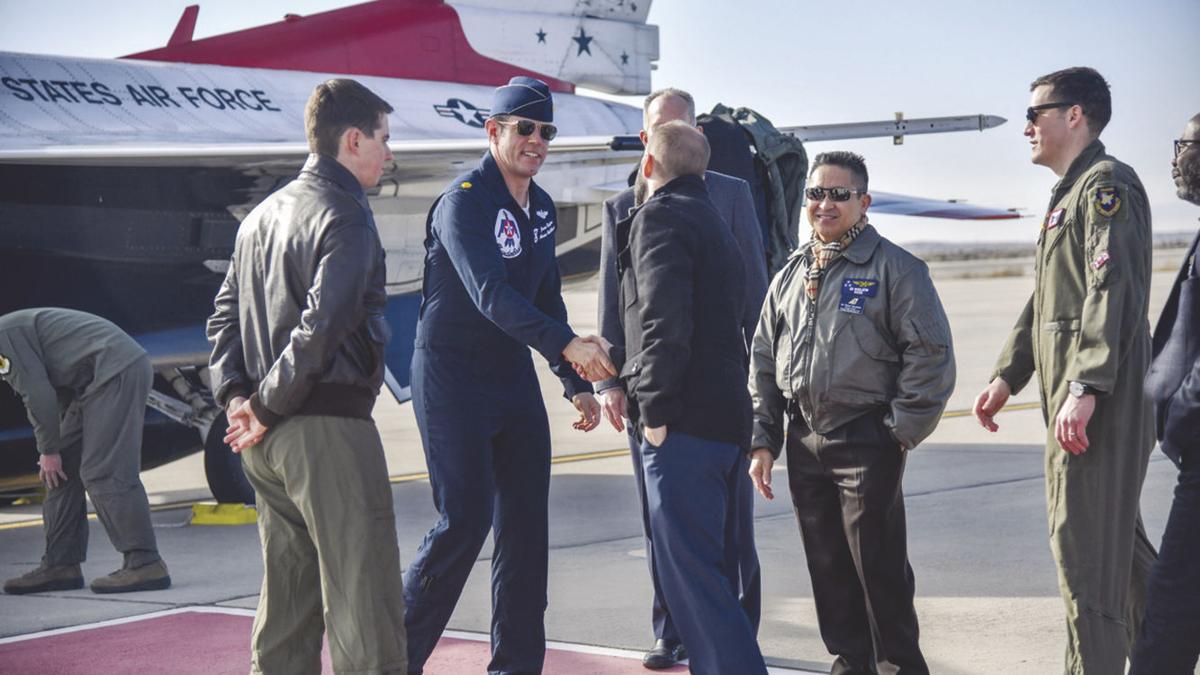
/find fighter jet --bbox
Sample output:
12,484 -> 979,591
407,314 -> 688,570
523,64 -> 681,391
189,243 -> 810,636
0,0 -> 1011,503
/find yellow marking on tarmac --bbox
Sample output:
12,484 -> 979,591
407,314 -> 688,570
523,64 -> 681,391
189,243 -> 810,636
0,500 -> 203,531
0,402 -> 1044,531
191,502 -> 258,526
384,447 -> 632,486
942,400 -> 1040,418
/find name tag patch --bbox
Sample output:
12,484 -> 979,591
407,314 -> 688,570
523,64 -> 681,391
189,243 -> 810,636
839,278 -> 879,314
533,220 -> 555,243
494,208 -> 522,258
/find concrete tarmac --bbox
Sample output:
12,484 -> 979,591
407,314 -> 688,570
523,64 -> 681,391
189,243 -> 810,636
0,268 -> 1191,674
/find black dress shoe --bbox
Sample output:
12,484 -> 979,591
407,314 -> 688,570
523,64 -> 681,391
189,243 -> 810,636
642,638 -> 687,669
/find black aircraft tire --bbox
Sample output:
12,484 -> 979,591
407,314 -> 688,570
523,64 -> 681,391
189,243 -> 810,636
203,412 -> 256,505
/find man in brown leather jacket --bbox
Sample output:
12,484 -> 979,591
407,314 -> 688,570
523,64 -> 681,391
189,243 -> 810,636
207,79 -> 406,675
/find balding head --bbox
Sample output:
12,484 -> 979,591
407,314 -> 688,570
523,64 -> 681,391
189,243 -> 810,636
643,88 -> 696,131
643,120 -> 710,195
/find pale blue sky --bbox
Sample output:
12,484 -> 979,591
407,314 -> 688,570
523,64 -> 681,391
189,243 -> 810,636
1,0 -> 1197,242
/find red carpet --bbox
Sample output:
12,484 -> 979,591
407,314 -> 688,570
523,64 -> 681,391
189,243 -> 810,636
0,608 -> 687,674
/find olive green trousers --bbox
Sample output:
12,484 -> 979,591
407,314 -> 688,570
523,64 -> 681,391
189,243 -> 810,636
242,415 -> 407,675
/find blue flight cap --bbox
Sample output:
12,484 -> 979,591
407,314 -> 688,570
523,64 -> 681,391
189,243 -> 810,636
490,76 -> 553,123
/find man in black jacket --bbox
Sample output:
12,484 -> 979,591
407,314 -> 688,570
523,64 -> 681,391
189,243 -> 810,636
608,120 -> 766,675
596,87 -> 766,669
1131,112 -> 1200,674
206,79 -> 407,674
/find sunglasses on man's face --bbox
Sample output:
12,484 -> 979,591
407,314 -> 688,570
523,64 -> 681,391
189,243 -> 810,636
499,119 -> 558,141
1175,139 -> 1198,159
805,186 -> 865,202
1025,102 -> 1075,124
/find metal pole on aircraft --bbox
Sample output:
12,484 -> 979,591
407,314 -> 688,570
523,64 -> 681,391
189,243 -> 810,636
783,114 -> 1007,143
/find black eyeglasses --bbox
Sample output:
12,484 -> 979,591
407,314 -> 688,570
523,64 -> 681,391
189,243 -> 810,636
498,119 -> 558,141
1026,102 -> 1076,124
805,186 -> 865,202
1176,139 -> 1198,158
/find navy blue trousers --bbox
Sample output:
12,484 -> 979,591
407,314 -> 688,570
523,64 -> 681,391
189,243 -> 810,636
626,427 -> 761,642
1129,448 -> 1200,675
404,348 -> 550,675
640,431 -> 767,675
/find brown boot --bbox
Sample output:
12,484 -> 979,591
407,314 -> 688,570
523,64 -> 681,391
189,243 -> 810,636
3,563 -> 84,595
90,559 -> 171,594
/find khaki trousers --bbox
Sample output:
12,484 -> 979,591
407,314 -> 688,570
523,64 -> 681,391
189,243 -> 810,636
242,415 -> 406,675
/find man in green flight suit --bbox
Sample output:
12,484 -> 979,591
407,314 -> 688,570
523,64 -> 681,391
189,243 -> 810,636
974,67 -> 1157,674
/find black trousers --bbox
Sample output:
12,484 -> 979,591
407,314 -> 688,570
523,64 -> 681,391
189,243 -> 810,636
786,410 -> 928,675
1129,447 -> 1200,675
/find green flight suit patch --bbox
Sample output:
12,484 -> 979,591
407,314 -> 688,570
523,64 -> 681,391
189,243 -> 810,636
1094,187 -> 1120,217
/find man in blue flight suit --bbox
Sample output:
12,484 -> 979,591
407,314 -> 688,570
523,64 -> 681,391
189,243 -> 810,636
403,76 -> 614,675
596,87 -> 768,669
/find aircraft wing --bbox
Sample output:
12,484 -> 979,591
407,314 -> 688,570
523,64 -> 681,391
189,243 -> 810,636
0,134 -> 623,167
868,191 -> 1020,220
134,325 -> 213,369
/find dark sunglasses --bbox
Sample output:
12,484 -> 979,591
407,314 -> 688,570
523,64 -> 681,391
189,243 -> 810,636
499,119 -> 558,141
1026,102 -> 1075,124
805,186 -> 865,202
1175,139 -> 1198,158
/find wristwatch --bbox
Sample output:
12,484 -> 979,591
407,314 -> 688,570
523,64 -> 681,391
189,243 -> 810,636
1068,381 -> 1096,398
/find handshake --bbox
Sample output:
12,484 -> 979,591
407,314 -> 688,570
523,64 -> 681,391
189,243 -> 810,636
563,335 -> 617,382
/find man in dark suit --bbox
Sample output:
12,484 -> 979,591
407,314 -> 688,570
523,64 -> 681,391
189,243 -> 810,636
1131,112 -> 1200,675
596,87 -> 767,669
605,120 -> 766,675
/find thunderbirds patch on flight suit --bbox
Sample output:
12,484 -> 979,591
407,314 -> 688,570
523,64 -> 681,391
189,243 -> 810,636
839,278 -> 879,315
536,209 -> 549,219
1094,187 -> 1121,217
495,208 -> 522,258
0,354 -> 9,376
1045,208 -> 1065,229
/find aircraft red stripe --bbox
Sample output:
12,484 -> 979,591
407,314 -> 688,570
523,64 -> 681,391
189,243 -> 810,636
124,0 -> 575,93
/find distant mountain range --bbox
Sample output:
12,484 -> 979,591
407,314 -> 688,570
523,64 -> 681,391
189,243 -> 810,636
906,229 -> 1195,262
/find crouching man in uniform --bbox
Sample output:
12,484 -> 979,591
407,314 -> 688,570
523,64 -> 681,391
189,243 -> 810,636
605,120 -> 767,675
748,151 -> 954,674
1,308 -> 169,595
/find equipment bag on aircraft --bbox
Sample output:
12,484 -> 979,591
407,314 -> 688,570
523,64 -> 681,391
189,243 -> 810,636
699,104 -> 808,276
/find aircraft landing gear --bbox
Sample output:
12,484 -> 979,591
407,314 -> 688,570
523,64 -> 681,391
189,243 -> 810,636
146,367 -> 255,505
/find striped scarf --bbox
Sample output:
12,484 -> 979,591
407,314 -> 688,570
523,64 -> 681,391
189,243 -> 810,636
805,218 -> 866,300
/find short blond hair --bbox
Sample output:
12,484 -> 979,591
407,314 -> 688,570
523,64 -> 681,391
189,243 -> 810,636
646,120 -> 709,183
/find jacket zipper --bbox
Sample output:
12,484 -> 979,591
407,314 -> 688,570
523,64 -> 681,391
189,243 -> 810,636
797,269 -> 819,425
